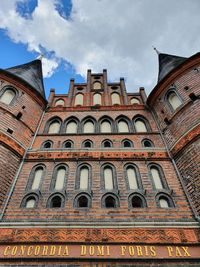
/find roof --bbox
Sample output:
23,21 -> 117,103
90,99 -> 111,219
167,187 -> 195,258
158,53 -> 187,82
4,59 -> 45,99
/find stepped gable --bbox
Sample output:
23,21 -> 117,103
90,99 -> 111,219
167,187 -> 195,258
158,52 -> 187,82
5,59 -> 45,98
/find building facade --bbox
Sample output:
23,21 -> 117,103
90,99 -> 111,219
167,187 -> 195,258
0,52 -> 199,266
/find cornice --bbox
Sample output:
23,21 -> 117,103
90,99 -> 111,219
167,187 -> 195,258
0,131 -> 25,157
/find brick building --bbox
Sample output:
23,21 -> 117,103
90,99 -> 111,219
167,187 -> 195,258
0,52 -> 199,266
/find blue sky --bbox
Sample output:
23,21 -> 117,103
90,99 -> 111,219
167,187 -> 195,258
0,0 -> 200,97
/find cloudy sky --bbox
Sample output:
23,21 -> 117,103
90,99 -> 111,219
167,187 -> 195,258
0,0 -> 200,96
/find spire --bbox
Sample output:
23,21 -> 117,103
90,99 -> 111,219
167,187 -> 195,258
5,60 -> 45,98
157,52 -> 187,82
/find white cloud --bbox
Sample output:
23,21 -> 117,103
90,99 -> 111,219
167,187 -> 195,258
0,0 -> 200,93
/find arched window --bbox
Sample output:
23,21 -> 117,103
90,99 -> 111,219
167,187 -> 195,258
75,93 -> 83,106
53,166 -> 67,191
48,120 -> 61,134
83,120 -> 95,133
77,195 -> 88,207
79,166 -> 90,190
142,139 -> 154,148
102,140 -> 113,148
50,195 -> 63,208
122,139 -> 133,148
103,166 -> 115,190
93,93 -> 102,105
29,166 -> 44,191
82,140 -> 93,148
66,120 -> 78,134
41,140 -> 53,149
100,120 -> 112,133
25,196 -> 37,208
118,120 -> 129,133
157,194 -> 174,208
126,166 -> 139,190
134,118 -> 148,133
111,93 -> 121,105
0,87 -> 16,105
55,99 -> 65,107
63,140 -> 74,149
130,194 -> 146,208
149,165 -> 167,190
102,194 -> 119,208
130,98 -> 140,105
93,81 -> 102,90
167,91 -> 182,111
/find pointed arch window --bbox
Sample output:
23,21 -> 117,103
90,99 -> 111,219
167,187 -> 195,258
93,93 -> 102,105
167,90 -> 182,111
48,120 -> 61,134
0,87 -> 16,105
41,140 -> 53,149
75,93 -> 84,106
142,139 -> 154,148
83,120 -> 95,133
118,120 -> 129,133
122,139 -> 133,148
63,140 -> 74,149
111,93 -> 121,105
102,140 -> 113,148
66,121 -> 77,134
102,193 -> 119,208
100,120 -> 112,133
135,118 -> 148,133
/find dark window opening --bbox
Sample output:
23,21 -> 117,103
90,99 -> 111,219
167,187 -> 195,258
78,196 -> 88,208
16,112 -> 22,120
43,142 -> 51,149
189,93 -> 198,101
131,196 -> 143,208
65,141 -> 72,148
83,141 -> 92,148
143,140 -> 153,148
123,141 -> 132,148
50,196 -> 62,208
7,128 -> 13,134
105,196 -> 116,208
103,141 -> 112,148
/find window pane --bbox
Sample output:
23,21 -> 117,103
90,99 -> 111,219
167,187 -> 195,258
31,168 -> 43,190
66,121 -> 77,133
83,121 -> 94,133
26,198 -> 36,208
101,121 -> 112,133
55,168 -> 66,190
55,99 -> 64,106
75,93 -> 83,106
150,167 -> 163,189
168,92 -> 182,110
111,93 -> 121,105
127,167 -> 138,189
80,167 -> 89,190
118,120 -> 129,133
135,119 -> 147,132
130,98 -> 140,104
159,198 -> 169,208
0,89 -> 15,105
48,121 -> 60,134
104,167 -> 114,190
93,93 -> 102,105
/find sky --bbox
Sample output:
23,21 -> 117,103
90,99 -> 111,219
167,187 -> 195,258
0,0 -> 200,97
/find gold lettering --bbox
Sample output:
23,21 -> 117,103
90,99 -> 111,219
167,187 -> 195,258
128,246 -> 134,256
106,246 -> 110,256
27,246 -> 33,256
42,246 -> 48,256
49,246 -> 56,256
150,246 -> 156,257
3,246 -> 10,256
121,246 -> 127,256
81,245 -> 86,256
34,246 -> 40,256
19,246 -> 26,256
182,246 -> 191,257
144,246 -> 149,256
97,246 -> 104,256
175,247 -> 182,257
136,246 -> 143,256
62,246 -> 69,256
11,246 -> 17,256
167,246 -> 173,257
57,245 -> 62,256
89,246 -> 95,256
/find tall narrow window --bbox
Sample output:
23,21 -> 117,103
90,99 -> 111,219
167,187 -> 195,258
104,167 -> 114,190
75,93 -> 83,106
135,119 -> 147,132
66,121 -> 77,133
93,93 -> 102,105
100,120 -> 112,133
111,93 -> 121,105
167,91 -> 182,111
0,88 -> 16,105
127,167 -> 138,190
150,166 -> 164,190
31,167 -> 43,190
48,120 -> 60,134
83,121 -> 95,133
80,167 -> 89,190
118,120 -> 129,133
54,167 -> 66,191
93,81 -> 102,90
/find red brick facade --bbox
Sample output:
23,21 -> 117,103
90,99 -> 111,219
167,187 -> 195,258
0,55 -> 199,266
